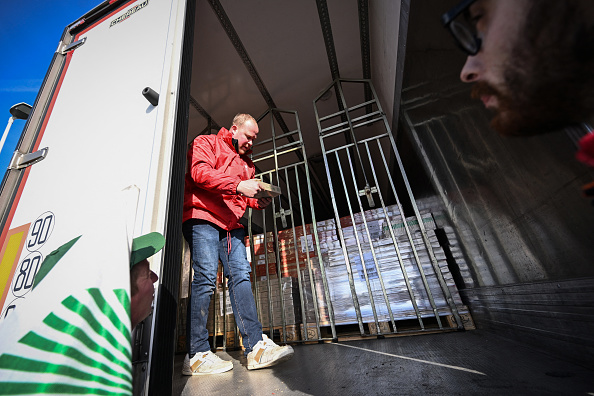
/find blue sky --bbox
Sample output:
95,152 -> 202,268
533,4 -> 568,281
0,0 -> 102,173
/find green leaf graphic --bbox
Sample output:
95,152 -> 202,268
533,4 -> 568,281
0,289 -> 133,395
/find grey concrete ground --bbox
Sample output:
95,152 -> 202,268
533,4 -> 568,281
172,330 -> 594,396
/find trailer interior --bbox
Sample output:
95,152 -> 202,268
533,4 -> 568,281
144,0 -> 594,394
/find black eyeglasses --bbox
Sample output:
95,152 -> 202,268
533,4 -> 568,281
441,0 -> 481,55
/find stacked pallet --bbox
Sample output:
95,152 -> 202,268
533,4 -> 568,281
246,225 -> 322,279
245,232 -> 276,278
300,256 -> 331,326
206,284 -> 236,334
319,203 -> 466,325
245,198 -> 472,334
256,276 -> 301,327
415,196 -> 474,290
204,276 -> 302,332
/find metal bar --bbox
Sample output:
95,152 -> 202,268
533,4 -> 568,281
320,117 -> 384,138
326,132 -> 391,155
253,129 -> 300,146
401,112 -> 472,328
305,187 -> 337,340
345,145 -> 396,335
333,150 -> 374,334
372,87 -> 452,329
350,111 -> 382,125
339,149 -> 381,331
270,114 -> 288,343
318,100 -> 377,124
315,0 -> 340,80
392,0 -> 414,138
320,126 -> 351,138
267,160 -> 307,174
291,168 -> 311,341
335,81 -> 372,194
315,100 -> 365,334
374,139 -> 424,329
285,166 -> 311,341
251,141 -> 303,161
262,207 -> 274,334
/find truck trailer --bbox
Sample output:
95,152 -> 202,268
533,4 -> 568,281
0,0 -> 593,395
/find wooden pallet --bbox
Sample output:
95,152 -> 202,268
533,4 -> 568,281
298,313 -> 471,343
446,310 -> 476,330
263,324 -> 301,343
189,308 -> 476,351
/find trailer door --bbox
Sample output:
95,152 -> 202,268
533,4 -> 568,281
0,0 -> 189,394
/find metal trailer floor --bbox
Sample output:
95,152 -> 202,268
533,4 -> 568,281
171,330 -> 594,396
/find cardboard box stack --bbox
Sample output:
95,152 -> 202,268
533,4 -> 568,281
245,231 -> 276,278
276,224 -> 318,278
244,198 -> 470,333
300,256 -> 331,326
206,283 -> 236,334
256,275 -> 301,327
318,203 -> 465,325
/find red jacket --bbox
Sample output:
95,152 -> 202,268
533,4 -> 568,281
183,127 -> 264,230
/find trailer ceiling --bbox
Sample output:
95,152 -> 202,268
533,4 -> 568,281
187,0 -> 463,210
189,0 -> 376,148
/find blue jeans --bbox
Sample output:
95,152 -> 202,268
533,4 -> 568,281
182,220 -> 263,355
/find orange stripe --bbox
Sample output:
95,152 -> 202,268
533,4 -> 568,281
255,348 -> 264,363
0,223 -> 31,312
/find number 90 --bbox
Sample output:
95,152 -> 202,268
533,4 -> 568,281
26,212 -> 55,252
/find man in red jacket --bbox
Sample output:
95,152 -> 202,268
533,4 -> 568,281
181,113 -> 294,375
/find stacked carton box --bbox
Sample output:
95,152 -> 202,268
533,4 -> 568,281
243,200 -> 470,332
318,203 -> 466,325
206,284 -> 236,334
256,276 -> 301,327
276,224 -> 319,278
300,256 -> 331,326
245,232 -> 276,278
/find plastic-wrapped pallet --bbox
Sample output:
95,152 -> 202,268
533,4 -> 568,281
300,256 -> 331,326
319,206 -> 464,325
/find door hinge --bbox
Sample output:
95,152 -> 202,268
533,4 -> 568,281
9,148 -> 49,170
58,37 -> 87,55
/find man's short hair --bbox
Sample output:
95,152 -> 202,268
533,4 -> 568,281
232,113 -> 256,128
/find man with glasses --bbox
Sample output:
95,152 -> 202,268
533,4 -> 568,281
441,0 -> 594,137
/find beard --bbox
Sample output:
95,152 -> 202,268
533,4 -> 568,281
470,81 -> 528,136
476,0 -> 594,136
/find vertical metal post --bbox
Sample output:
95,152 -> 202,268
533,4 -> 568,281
314,78 -> 464,335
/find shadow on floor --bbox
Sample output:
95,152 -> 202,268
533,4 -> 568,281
172,329 -> 594,396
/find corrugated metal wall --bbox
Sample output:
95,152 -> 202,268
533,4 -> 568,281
400,100 -> 594,368
398,0 -> 594,370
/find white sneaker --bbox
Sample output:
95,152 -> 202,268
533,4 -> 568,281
182,351 -> 233,375
247,334 -> 294,370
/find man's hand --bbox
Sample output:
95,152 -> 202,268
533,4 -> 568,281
236,179 -> 263,198
257,197 -> 272,208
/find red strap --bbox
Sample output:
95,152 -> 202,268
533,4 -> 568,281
227,231 -> 231,256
